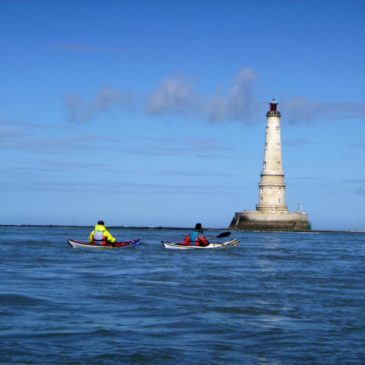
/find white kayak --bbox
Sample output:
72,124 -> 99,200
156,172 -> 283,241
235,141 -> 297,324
68,239 -> 141,249
161,239 -> 239,250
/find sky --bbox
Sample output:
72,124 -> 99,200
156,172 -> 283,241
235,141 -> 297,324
1,0 -> 365,230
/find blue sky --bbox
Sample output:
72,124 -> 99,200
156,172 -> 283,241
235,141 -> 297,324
1,0 -> 364,230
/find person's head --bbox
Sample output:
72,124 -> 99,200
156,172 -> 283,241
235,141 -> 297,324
194,223 -> 202,232
97,220 -> 105,226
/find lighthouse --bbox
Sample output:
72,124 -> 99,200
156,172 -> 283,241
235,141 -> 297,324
229,99 -> 310,231
257,99 -> 287,213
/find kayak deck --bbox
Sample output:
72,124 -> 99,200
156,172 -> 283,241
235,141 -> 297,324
68,239 -> 141,249
161,239 -> 239,249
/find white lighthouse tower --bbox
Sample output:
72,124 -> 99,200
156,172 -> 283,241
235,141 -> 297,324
229,99 -> 310,231
257,99 -> 287,213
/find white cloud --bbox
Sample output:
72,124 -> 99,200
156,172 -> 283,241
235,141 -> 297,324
65,86 -> 135,123
52,43 -> 126,54
61,69 -> 365,125
146,68 -> 257,122
145,69 -> 365,124
146,76 -> 199,116
283,137 -> 318,147
207,68 -> 256,122
282,98 -> 365,124
0,124 -> 27,149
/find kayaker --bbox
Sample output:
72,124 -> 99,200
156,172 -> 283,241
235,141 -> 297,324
183,223 -> 209,247
89,220 -> 116,246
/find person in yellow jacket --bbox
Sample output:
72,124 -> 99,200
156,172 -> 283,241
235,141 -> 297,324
89,220 -> 116,246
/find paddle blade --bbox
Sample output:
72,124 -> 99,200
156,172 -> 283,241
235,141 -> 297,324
216,231 -> 231,238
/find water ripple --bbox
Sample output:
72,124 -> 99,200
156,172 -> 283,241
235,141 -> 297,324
0,228 -> 365,364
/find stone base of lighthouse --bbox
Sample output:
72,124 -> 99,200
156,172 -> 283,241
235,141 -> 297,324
229,211 -> 310,231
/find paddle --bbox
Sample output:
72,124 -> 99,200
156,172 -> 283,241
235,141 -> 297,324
206,231 -> 231,240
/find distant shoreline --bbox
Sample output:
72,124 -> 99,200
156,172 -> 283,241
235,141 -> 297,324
0,225 -> 364,234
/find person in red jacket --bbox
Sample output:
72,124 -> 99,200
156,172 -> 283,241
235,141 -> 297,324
183,223 -> 209,247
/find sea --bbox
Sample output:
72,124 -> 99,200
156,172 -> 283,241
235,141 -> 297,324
0,226 -> 364,365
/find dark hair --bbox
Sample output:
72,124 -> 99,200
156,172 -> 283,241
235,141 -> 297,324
194,223 -> 202,231
97,220 -> 105,225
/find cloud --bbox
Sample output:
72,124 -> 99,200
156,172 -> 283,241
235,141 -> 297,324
0,125 -> 24,138
283,137 -> 318,147
0,177 -> 240,196
52,43 -> 126,54
117,136 -> 235,158
281,97 -> 365,124
0,120 -> 233,158
0,127 -> 120,153
356,184 -> 365,195
146,68 -> 257,122
206,68 -> 256,122
61,69 -> 365,125
65,86 -> 135,123
282,97 -> 323,124
146,75 -> 199,116
145,70 -> 365,124
348,180 -> 365,195
350,142 -> 365,150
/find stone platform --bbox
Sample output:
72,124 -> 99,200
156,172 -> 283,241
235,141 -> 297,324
229,211 -> 310,231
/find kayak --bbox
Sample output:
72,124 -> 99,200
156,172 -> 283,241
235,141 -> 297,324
68,239 -> 141,249
161,239 -> 239,250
